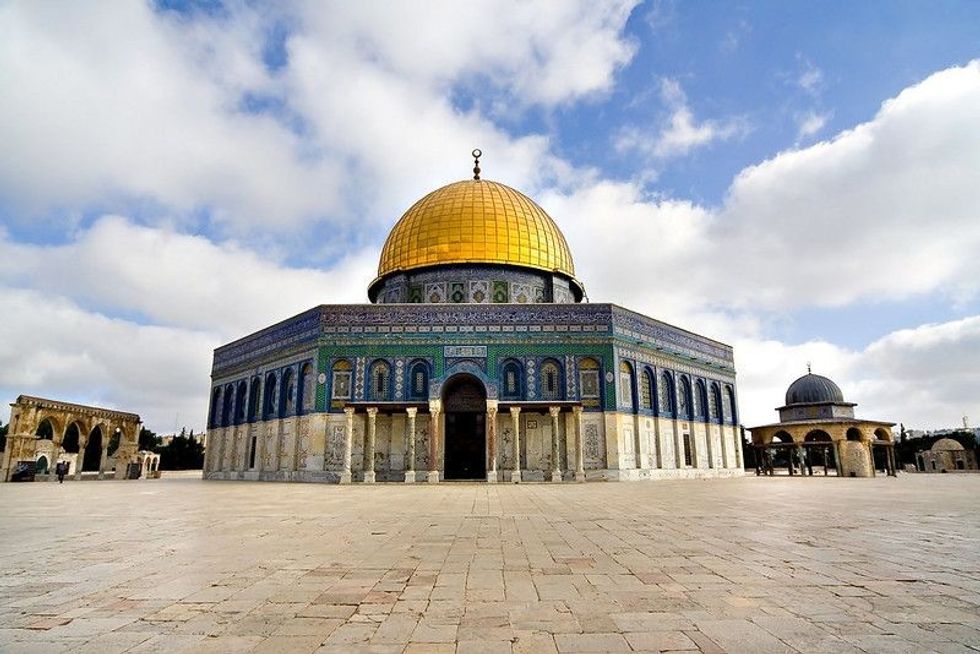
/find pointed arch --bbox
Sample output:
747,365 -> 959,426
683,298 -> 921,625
263,371 -> 278,419
678,376 -> 692,420
659,371 -> 675,416
540,358 -> 563,401
408,359 -> 430,401
281,367 -> 296,415
234,381 -> 247,424
299,362 -> 316,414
500,358 -> 523,401
618,360 -> 635,411
640,367 -> 655,411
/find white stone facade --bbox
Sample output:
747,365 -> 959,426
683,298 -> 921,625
204,408 -> 743,483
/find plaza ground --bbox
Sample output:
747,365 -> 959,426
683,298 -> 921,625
1,474 -> 978,653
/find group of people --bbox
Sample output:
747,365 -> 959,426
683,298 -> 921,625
54,460 -> 70,483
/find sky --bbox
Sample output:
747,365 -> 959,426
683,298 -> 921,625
1,0 -> 979,435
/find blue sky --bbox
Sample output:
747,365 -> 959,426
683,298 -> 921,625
1,1 -> 978,432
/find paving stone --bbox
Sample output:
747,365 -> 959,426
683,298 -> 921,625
1,474 -> 979,653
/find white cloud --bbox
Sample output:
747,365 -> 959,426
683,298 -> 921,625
0,216 -> 377,337
796,57 -> 824,96
0,287 -> 217,433
616,78 -> 747,159
735,317 -> 980,430
795,109 -> 831,140
0,2 -> 344,231
546,62 -> 980,429
0,1 -> 639,234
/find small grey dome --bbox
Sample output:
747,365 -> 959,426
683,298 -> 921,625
785,373 -> 845,405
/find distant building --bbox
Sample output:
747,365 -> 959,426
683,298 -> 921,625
748,371 -> 896,477
2,395 -> 142,482
916,438 -> 978,473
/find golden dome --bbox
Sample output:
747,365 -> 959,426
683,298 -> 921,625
376,179 -> 576,279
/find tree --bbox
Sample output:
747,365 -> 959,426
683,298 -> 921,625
139,427 -> 161,452
0,419 -> 7,452
158,434 -> 205,470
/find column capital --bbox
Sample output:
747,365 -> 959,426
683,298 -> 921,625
548,406 -> 561,418
366,407 -> 378,417
572,405 -> 584,416
405,407 -> 418,418
485,399 -> 499,410
428,399 -> 442,414
509,406 -> 521,418
343,406 -> 356,417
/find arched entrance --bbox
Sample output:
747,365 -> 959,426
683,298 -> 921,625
84,425 -> 103,472
442,375 -> 487,480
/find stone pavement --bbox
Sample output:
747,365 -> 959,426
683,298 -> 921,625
1,474 -> 979,654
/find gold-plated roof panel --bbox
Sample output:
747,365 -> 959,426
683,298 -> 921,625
377,180 -> 576,278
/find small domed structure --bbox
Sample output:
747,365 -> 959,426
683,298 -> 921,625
785,373 -> 845,405
749,367 -> 895,478
931,438 -> 965,451
917,437 -> 977,473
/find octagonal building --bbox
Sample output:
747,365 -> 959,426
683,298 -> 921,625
205,161 -> 743,483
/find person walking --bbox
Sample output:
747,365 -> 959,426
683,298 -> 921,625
56,461 -> 66,483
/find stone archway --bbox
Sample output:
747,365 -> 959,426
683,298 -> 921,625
442,374 -> 487,480
2,396 -> 141,482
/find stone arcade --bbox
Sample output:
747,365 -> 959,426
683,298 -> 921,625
2,395 -> 142,482
204,157 -> 743,483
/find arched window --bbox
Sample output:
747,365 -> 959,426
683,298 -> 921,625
618,361 -> 634,410
659,372 -> 674,415
501,359 -> 523,400
725,385 -> 737,425
247,377 -> 260,422
408,360 -> 429,400
846,427 -> 862,441
369,360 -> 391,400
678,376 -> 692,420
35,418 -> 54,440
578,358 -> 601,406
234,381 -> 247,424
540,359 -> 562,401
264,372 -> 278,418
640,368 -> 654,411
281,368 -> 295,415
693,380 -> 707,421
209,388 -> 221,428
331,360 -> 352,400
709,382 -> 721,424
222,385 -> 234,426
299,362 -> 315,413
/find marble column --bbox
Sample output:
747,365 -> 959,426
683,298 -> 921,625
549,406 -> 562,482
485,400 -> 499,483
719,424 -> 728,468
734,426 -> 744,469
573,406 -> 585,482
363,408 -> 377,483
49,439 -> 62,482
428,400 -> 442,483
404,408 -> 417,483
74,437 -> 88,480
340,407 -> 354,484
510,407 -> 522,483
97,443 -> 108,480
